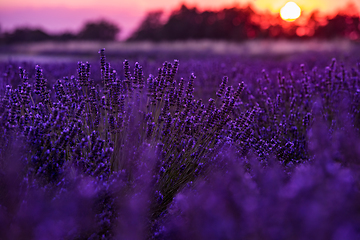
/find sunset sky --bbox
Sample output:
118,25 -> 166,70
0,0 -> 359,39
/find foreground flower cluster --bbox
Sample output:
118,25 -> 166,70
0,50 -> 360,239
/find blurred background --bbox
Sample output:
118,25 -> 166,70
0,0 -> 359,62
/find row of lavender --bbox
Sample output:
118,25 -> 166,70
1,50 -> 360,239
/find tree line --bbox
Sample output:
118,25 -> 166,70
128,4 -> 360,41
0,4 -> 359,44
0,20 -> 120,44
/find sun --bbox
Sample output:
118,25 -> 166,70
280,2 -> 301,22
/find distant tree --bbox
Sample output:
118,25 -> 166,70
55,32 -> 77,41
2,28 -> 52,44
162,4 -> 200,40
78,19 -> 120,41
128,11 -> 164,41
0,25 -> 3,44
314,14 -> 360,39
129,4 -> 266,41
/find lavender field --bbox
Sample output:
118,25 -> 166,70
1,44 -> 360,239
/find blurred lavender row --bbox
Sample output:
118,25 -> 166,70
1,49 -> 360,239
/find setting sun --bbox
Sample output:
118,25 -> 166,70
280,2 -> 301,22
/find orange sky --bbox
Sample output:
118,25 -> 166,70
0,0 -> 359,39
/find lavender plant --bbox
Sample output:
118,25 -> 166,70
1,49 -> 360,239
